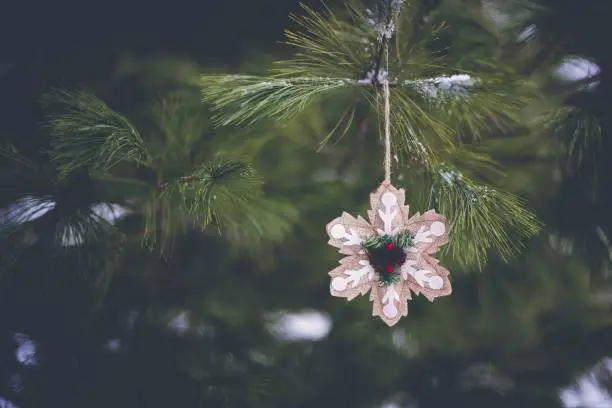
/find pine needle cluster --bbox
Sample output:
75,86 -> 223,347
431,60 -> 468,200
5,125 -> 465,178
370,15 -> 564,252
1,88 -> 298,276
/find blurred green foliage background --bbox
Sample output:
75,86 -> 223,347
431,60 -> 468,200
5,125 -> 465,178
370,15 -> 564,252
0,0 -> 611,407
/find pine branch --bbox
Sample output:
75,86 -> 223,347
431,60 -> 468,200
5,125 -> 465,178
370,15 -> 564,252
55,206 -> 121,247
141,159 -> 289,253
0,196 -> 122,249
180,160 -> 264,221
0,141 -> 127,280
0,195 -> 55,230
200,75 -> 361,127
42,88 -> 297,256
536,105 -> 603,170
148,91 -> 213,149
401,74 -> 538,141
198,0 -> 543,267
389,88 -> 454,166
215,197 -> 299,251
199,2 -> 384,129
182,160 -> 298,250
0,195 -> 125,279
200,0 -> 536,144
405,166 -> 542,268
281,2 -> 374,78
43,88 -> 150,177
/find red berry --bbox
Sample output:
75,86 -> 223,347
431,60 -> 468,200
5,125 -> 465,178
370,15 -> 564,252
385,242 -> 395,251
386,264 -> 394,273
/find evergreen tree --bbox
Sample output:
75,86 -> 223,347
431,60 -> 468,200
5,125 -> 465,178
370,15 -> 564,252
0,1 -> 611,408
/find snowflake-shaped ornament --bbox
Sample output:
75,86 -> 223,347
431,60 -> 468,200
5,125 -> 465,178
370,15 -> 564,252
326,181 -> 451,326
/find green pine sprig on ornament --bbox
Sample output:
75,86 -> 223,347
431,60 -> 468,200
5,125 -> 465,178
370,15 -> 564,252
362,232 -> 413,286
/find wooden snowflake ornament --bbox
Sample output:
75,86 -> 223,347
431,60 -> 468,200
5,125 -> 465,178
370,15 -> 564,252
326,181 -> 452,326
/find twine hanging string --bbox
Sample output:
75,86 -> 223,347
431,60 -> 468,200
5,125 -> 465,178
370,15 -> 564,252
369,1 -> 399,183
382,46 -> 392,183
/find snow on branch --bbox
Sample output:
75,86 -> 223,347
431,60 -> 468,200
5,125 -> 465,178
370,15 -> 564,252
405,75 -> 477,99
365,0 -> 405,41
358,68 -> 389,85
